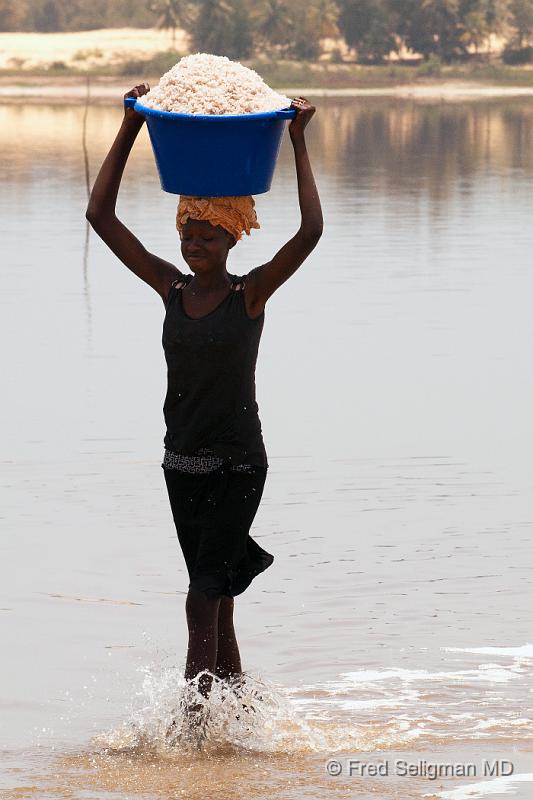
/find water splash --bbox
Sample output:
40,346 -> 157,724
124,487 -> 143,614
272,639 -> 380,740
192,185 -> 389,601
89,662 -> 403,756
92,663 -> 335,756
6,651 -> 532,800
91,647 -> 533,761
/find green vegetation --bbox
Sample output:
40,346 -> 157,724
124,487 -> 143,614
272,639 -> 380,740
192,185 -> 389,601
3,0 -> 533,66
6,59 -> 533,88
118,49 -> 186,76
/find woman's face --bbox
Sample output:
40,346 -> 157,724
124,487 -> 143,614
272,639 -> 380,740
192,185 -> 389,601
179,219 -> 235,271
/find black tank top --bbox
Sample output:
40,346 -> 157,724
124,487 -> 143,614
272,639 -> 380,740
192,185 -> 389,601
162,272 -> 268,469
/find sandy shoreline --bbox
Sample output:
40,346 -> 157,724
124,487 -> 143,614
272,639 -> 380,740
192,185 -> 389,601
3,77 -> 533,104
4,28 -> 533,104
0,28 -> 190,70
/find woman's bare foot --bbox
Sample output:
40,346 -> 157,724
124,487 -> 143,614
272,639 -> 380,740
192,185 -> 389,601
166,687 -> 210,749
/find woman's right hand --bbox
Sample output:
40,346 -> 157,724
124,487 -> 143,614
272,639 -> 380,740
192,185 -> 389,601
123,83 -> 150,123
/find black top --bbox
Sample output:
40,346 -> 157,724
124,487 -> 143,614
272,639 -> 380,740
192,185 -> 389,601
162,272 -> 268,469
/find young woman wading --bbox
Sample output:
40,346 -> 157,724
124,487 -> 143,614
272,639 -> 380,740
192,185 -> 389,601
86,82 -> 323,741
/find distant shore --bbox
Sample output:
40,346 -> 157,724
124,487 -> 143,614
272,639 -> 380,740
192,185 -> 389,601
5,27 -> 533,94
4,74 -> 533,104
4,27 -> 533,102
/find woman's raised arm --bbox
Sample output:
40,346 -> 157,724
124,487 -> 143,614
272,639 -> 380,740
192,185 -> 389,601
245,97 -> 323,315
86,83 -> 184,304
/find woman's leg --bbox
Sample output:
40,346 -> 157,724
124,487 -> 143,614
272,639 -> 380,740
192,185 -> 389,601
184,586 -> 221,697
215,596 -> 242,679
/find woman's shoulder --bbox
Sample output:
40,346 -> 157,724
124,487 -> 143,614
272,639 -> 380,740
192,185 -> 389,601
230,273 -> 247,291
172,274 -> 192,289
164,274 -> 191,307
165,273 -> 248,304
232,271 -> 265,320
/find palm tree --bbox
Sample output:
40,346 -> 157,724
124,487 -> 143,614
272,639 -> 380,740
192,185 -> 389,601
314,0 -> 341,39
255,0 -> 294,53
484,0 -> 510,55
509,0 -> 533,47
0,0 -> 28,30
149,0 -> 191,48
197,0 -> 255,59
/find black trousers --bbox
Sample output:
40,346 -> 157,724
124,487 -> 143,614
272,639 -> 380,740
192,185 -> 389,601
163,463 -> 274,599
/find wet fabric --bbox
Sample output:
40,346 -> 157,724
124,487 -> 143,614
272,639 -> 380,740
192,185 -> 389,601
163,462 -> 274,598
162,273 -> 268,469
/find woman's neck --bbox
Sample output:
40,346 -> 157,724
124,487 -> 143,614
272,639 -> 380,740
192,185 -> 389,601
188,270 -> 231,294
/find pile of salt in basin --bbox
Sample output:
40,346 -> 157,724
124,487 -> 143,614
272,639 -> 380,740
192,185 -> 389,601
141,53 -> 291,115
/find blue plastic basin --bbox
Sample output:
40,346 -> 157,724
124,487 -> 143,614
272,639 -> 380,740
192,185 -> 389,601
124,97 -> 296,197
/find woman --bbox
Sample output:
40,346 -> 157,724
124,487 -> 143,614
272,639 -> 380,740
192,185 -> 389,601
86,82 -> 323,730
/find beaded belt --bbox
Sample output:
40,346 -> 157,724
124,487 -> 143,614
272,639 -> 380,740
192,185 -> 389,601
162,447 -> 254,474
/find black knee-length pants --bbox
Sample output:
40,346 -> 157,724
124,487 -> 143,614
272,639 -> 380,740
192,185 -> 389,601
163,463 -> 274,599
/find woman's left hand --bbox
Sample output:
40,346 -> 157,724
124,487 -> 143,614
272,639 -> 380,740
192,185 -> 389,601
288,97 -> 316,140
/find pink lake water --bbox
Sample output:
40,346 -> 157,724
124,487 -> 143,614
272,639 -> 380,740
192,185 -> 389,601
1,95 -> 532,799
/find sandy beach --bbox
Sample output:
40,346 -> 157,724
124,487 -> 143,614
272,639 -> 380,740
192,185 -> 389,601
0,27 -> 190,70
4,28 -> 533,105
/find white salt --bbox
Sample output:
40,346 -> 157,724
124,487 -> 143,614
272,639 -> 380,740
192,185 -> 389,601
141,53 -> 291,115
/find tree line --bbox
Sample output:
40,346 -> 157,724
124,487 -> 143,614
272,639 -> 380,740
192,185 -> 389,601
2,0 -> 533,63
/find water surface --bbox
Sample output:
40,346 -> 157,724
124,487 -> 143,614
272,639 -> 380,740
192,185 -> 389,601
1,96 -> 532,799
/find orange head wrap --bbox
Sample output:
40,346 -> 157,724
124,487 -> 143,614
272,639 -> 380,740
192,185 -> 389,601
176,195 -> 260,243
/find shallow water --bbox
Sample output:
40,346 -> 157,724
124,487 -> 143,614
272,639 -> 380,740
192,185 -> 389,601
1,96 -> 532,799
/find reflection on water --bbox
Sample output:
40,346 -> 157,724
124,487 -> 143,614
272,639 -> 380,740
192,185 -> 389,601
319,98 -> 533,191
1,97 -> 533,799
